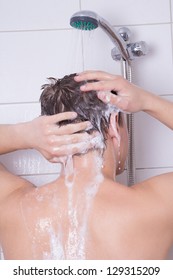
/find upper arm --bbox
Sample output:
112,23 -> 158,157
0,162 -> 32,202
137,172 -> 173,239
148,172 -> 173,203
136,172 -> 173,216
148,172 -> 173,227
151,171 -> 173,193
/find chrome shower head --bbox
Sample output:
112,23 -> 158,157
70,10 -> 129,61
70,10 -> 149,61
70,10 -> 99,30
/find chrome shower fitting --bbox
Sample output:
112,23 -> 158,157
70,10 -> 149,62
127,41 -> 149,58
111,28 -> 149,61
70,10 -> 149,186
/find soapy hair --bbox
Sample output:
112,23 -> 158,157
40,73 -> 122,144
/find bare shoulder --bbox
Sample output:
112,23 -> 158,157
138,171 -> 173,190
0,162 -> 33,202
134,172 -> 173,208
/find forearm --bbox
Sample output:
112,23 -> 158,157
143,91 -> 173,130
0,123 -> 30,155
0,113 -> 93,161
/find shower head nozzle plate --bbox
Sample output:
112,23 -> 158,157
70,16 -> 98,31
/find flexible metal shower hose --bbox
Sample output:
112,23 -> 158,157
122,60 -> 136,186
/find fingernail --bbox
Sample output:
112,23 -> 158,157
97,92 -> 107,103
74,74 -> 81,81
86,122 -> 93,130
93,131 -> 100,136
71,112 -> 77,119
80,85 -> 86,91
52,157 -> 59,163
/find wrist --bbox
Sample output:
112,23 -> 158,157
142,90 -> 165,123
140,89 -> 156,112
13,122 -> 33,150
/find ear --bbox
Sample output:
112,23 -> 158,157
108,112 -> 121,146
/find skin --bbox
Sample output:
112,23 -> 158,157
0,112 -> 94,162
75,70 -> 173,129
0,71 -> 173,259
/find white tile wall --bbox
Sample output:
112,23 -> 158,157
0,29 -> 83,103
0,150 -> 61,176
22,173 -> 60,187
82,24 -> 173,94
82,28 -> 122,74
131,24 -> 173,94
0,0 -> 80,31
134,96 -> 173,169
81,0 -> 171,25
0,0 -> 173,259
136,167 -> 173,183
0,103 -> 40,123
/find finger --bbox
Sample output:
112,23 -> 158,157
46,112 -> 77,124
56,121 -> 91,135
98,92 -> 129,112
49,156 -> 66,163
48,129 -> 102,160
51,132 -> 95,146
98,91 -> 120,106
74,70 -> 116,82
51,141 -> 94,157
80,80 -> 117,92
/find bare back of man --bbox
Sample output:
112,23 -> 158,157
0,163 -> 172,260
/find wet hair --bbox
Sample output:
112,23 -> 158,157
40,73 -> 122,144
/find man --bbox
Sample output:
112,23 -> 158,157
0,72 -> 173,260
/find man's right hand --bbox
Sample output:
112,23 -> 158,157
24,112 -> 95,162
75,70 -> 173,130
74,70 -> 151,113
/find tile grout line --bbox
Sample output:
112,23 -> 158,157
170,0 -> 173,22
0,101 -> 39,106
136,166 -> 173,171
170,0 -> 173,67
0,22 -> 172,34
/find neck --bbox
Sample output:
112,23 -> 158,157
60,141 -> 117,189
